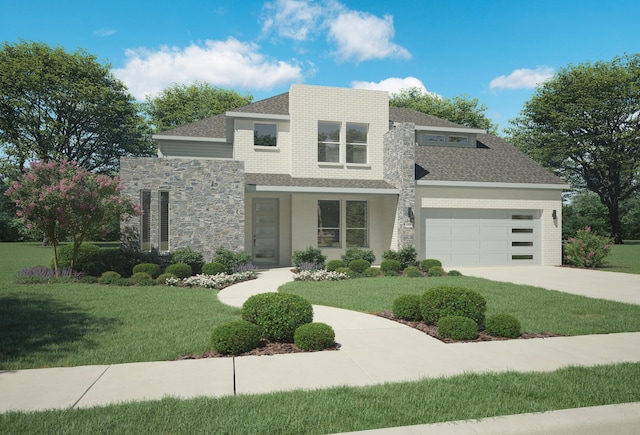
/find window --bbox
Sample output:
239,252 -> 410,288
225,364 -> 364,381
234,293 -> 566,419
160,191 -> 169,251
346,123 -> 368,164
317,200 -> 369,248
416,132 -> 473,147
318,121 -> 340,162
254,123 -> 277,147
141,190 -> 151,251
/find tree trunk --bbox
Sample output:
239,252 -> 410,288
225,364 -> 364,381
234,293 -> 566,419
605,199 -> 624,244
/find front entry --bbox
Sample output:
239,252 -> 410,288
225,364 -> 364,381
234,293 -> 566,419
252,198 -> 279,265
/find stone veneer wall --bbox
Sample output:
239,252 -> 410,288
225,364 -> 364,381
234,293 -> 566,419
120,157 -> 245,261
383,123 -> 416,249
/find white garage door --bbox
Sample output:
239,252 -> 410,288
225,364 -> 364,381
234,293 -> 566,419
423,209 -> 540,266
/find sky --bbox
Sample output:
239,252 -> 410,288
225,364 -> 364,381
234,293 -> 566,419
2,0 -> 639,132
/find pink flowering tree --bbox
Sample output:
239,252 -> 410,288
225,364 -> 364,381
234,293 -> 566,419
563,226 -> 612,269
4,160 -> 141,274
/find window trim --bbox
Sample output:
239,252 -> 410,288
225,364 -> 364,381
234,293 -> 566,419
253,122 -> 278,147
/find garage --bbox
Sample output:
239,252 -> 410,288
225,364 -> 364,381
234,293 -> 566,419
423,209 -> 540,266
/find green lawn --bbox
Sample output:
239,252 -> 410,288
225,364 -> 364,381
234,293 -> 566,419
602,240 -> 640,274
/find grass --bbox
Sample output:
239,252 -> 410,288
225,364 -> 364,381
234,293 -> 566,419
1,362 -> 639,434
602,240 -> 640,274
279,276 -> 640,336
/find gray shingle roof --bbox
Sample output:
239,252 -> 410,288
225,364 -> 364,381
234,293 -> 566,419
245,173 -> 396,190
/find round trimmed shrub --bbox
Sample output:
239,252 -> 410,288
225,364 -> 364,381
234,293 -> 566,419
341,247 -> 376,265
241,293 -> 313,342
98,271 -> 121,285
348,259 -> 370,274
420,285 -> 487,326
362,267 -> 381,278
170,247 -> 204,274
437,316 -> 478,340
392,294 -> 422,321
326,259 -> 345,272
403,266 -> 423,278
131,272 -> 152,283
427,266 -> 445,277
486,313 -> 521,338
380,259 -> 401,274
165,262 -> 192,279
156,272 -> 177,285
132,263 -> 161,279
420,258 -> 442,272
447,270 -> 463,277
83,261 -> 108,277
202,262 -> 226,275
294,322 -> 335,351
211,320 -> 262,355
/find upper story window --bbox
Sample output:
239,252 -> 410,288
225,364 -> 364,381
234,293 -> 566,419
254,123 -> 277,147
346,123 -> 368,164
318,121 -> 340,162
416,131 -> 474,147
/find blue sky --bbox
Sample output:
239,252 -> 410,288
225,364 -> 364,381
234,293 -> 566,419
2,0 -> 639,131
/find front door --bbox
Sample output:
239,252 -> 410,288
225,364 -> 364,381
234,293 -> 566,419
252,198 -> 279,265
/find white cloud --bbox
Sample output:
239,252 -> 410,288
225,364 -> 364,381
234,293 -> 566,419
112,38 -> 304,99
490,66 -> 555,90
261,0 -> 323,41
351,77 -> 430,95
94,28 -> 116,37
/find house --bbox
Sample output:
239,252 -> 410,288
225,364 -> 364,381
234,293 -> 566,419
120,84 -> 568,268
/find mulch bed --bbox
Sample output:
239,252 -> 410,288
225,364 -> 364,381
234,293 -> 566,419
175,339 -> 340,360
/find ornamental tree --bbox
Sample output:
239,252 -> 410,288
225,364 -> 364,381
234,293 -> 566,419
4,160 -> 141,273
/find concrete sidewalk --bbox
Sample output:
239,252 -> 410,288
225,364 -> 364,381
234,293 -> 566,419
1,266 -> 639,434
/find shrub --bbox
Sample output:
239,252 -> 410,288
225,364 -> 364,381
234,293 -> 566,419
171,247 -> 205,274
294,270 -> 349,281
202,262 -> 226,275
83,261 -> 108,277
335,267 -> 350,275
294,323 -> 335,351
132,263 -> 161,279
403,266 -> 423,278
292,246 -> 326,269
211,320 -> 262,355
380,259 -> 401,274
213,247 -> 253,274
52,243 -> 101,273
114,278 -> 133,286
156,272 -> 177,285
428,266 -> 445,277
131,271 -> 152,283
98,271 -> 121,285
80,275 -> 98,284
241,293 -> 313,342
486,314 -> 521,338
136,278 -> 156,286
326,259 -> 345,272
341,247 -> 376,266
420,286 -> 487,326
564,226 -> 612,268
447,270 -> 463,277
14,266 -> 80,284
437,316 -> 478,340
392,294 -> 422,321
384,270 -> 399,277
165,262 -> 192,279
348,259 -> 370,274
420,258 -> 442,272
362,267 -> 381,278
382,246 -> 418,270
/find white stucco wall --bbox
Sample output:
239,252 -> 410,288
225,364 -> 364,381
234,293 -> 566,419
233,119 -> 292,174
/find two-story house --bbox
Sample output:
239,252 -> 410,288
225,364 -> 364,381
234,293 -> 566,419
120,84 -> 567,267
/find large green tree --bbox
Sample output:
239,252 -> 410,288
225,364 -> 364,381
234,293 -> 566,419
0,40 -> 156,178
142,82 -> 253,132
507,54 -> 640,244
390,87 -> 498,134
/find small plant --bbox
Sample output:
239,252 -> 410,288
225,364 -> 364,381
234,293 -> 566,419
362,267 -> 381,278
115,278 -> 133,286
241,293 -> 313,342
165,262 -> 192,279
292,246 -> 326,269
294,322 -> 335,351
428,266 -> 445,277
348,259 -> 370,274
131,271 -> 152,284
335,267 -> 350,275
420,258 -> 442,272
294,269 -> 349,281
80,275 -> 99,284
437,316 -> 478,340
132,263 -> 161,279
211,320 -> 262,355
486,313 -> 521,338
202,262 -> 226,275
171,247 -> 205,274
136,278 -> 156,286
233,263 -> 258,273
156,272 -> 177,285
15,266 -> 80,284
52,242 -> 101,273
403,266 -> 423,278
213,247 -> 253,274
380,259 -> 401,275
341,247 -> 376,266
564,226 -> 612,268
392,294 -> 422,321
382,246 -> 418,270
99,271 -> 122,285
447,270 -> 463,277
326,259 -> 345,272
296,262 -> 324,271
420,286 -> 487,326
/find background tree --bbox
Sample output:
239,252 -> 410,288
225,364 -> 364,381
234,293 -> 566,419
141,82 -> 253,132
5,160 -> 141,272
0,40 -> 156,179
507,54 -> 640,244
390,87 -> 498,134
